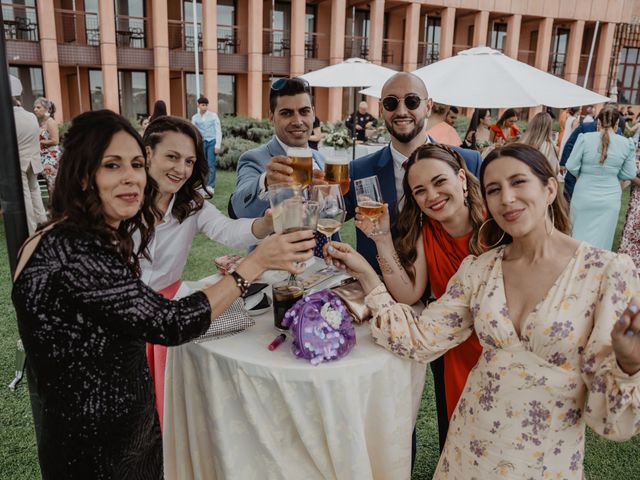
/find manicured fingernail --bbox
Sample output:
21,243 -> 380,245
619,315 -> 628,326
626,329 -> 635,337
328,245 -> 335,253
629,304 -> 639,315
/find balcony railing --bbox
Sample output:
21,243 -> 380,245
115,15 -> 148,48
418,42 -> 439,66
344,36 -> 369,59
2,3 -> 38,42
56,9 -> 100,46
304,32 -> 326,59
168,20 -> 202,51
382,38 -> 403,64
264,28 -> 289,57
517,49 -> 536,66
548,52 -> 566,77
217,25 -> 240,54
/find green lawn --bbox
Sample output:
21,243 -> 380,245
0,171 -> 638,478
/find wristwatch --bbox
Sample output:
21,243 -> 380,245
229,270 -> 251,297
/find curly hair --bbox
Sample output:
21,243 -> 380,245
142,116 -> 210,223
479,143 -> 570,249
395,144 -> 485,283
47,110 -> 158,276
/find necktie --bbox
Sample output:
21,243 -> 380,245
402,160 -> 408,170
313,231 -> 328,258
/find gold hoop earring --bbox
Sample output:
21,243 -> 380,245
478,217 -> 506,249
545,204 -> 555,236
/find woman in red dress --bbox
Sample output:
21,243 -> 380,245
489,108 -> 520,144
355,143 -> 484,450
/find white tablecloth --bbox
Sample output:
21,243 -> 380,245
163,287 -> 427,479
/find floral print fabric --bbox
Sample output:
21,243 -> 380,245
619,184 -> 640,269
39,127 -> 59,189
367,243 -> 640,479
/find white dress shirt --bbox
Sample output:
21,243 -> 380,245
390,137 -> 432,211
138,196 -> 258,291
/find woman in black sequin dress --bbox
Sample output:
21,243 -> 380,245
11,111 -> 316,480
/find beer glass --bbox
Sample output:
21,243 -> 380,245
324,155 -> 350,195
354,176 -> 385,236
287,147 -> 313,187
269,183 -> 303,234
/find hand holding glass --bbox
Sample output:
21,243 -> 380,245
354,176 -> 385,236
287,147 -> 313,188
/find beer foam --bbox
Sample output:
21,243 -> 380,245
325,157 -> 349,165
287,147 -> 313,157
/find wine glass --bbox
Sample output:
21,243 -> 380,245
311,184 -> 346,242
354,176 -> 385,236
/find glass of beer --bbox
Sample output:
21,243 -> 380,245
324,156 -> 350,195
272,278 -> 304,331
354,176 -> 385,236
287,147 -> 313,188
269,183 -> 303,234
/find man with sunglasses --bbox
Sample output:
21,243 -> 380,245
229,77 -> 325,222
344,72 -> 481,272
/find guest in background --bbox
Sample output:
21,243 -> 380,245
355,144 -> 483,451
489,108 -> 519,143
521,112 -> 560,174
426,102 -> 462,146
556,107 -> 569,150
13,91 -> 47,234
33,97 -> 59,193
444,106 -> 459,127
308,115 -> 323,150
582,105 -> 595,123
191,96 -> 222,195
325,143 -> 640,479
346,101 -> 377,142
462,108 -> 492,151
559,107 -> 579,155
567,106 -> 637,250
149,100 -> 167,123
619,160 -> 640,267
12,110 -> 314,479
140,116 -> 273,426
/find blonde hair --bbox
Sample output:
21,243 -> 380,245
431,102 -> 449,116
522,112 -> 553,150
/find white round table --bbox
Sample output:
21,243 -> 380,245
163,293 -> 426,480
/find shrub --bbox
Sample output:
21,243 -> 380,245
221,116 -> 273,140
217,136 -> 261,171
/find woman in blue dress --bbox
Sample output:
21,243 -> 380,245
566,106 -> 637,249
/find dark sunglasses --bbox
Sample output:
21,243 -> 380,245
271,77 -> 311,92
381,94 -> 427,112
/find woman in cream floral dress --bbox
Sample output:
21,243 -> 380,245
325,144 -> 640,479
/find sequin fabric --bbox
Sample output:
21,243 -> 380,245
12,224 -> 212,479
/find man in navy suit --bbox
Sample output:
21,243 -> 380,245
230,78 -> 325,220
344,72 -> 481,272
559,120 -> 596,202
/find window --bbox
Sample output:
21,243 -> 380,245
617,47 -> 640,104
2,0 -> 39,41
9,65 -> 44,109
89,69 -> 103,111
183,0 -> 202,52
270,1 -> 291,56
217,0 -> 236,53
114,0 -> 146,48
490,22 -> 507,52
118,70 -> 148,121
419,16 -> 440,65
345,9 -> 370,58
549,27 -> 569,77
217,0 -> 235,26
218,74 -> 236,116
304,5 -> 316,58
185,72 -> 204,119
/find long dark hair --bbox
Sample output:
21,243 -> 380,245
149,100 -> 168,122
464,108 -> 490,149
496,108 -> 517,127
479,143 -> 570,248
596,106 -> 620,164
143,116 -> 210,223
47,110 -> 158,275
396,144 -> 485,283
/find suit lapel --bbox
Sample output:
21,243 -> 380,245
266,136 -> 286,157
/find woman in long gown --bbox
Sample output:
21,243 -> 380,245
140,116 -> 273,426
618,159 -> 640,267
354,144 -> 483,449
11,110 -> 316,479
567,107 -> 637,250
325,143 -> 640,479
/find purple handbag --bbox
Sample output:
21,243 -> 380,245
281,289 -> 356,365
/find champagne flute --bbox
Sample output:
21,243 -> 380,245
354,176 -> 385,236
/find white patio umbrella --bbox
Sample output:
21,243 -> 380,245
300,58 -> 397,158
359,46 -> 610,108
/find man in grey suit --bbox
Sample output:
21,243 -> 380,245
230,77 -> 325,220
12,87 -> 47,234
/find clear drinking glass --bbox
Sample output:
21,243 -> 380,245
279,198 -> 320,282
286,147 -> 313,188
324,152 -> 350,195
269,183 -> 303,234
311,184 -> 346,242
354,175 -> 385,236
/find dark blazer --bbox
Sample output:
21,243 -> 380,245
344,141 -> 482,272
560,122 -> 597,201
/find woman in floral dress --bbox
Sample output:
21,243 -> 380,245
619,157 -> 640,267
325,143 -> 640,479
34,97 -> 60,192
